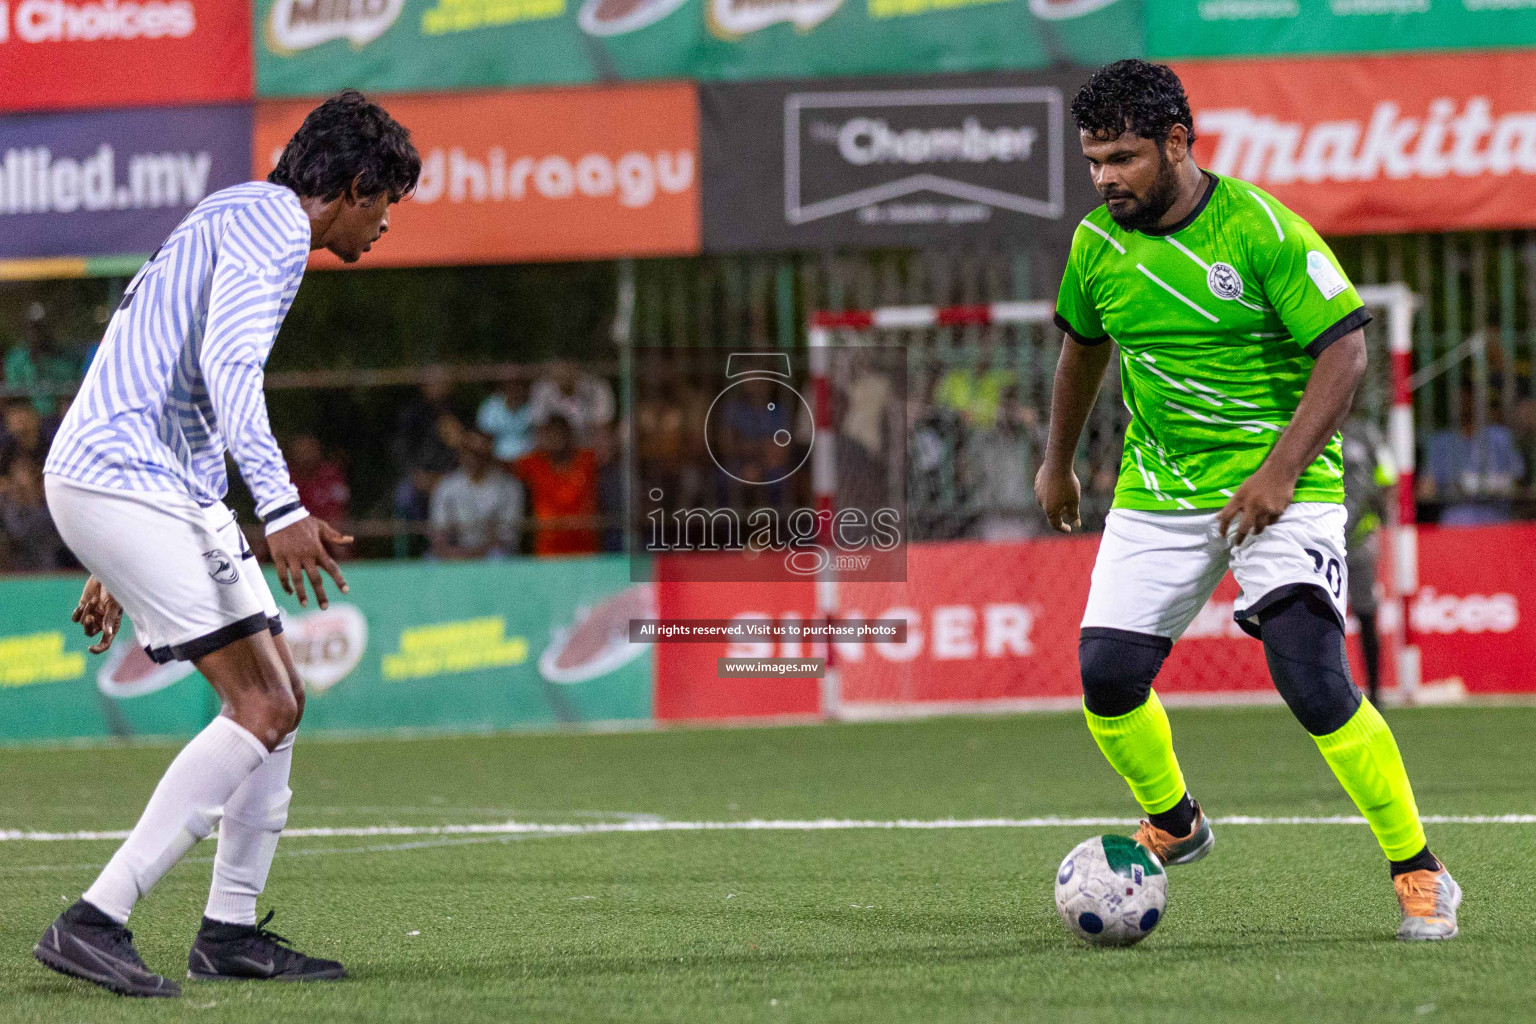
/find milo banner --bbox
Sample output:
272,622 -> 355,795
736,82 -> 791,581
1147,0 -> 1536,59
254,0 -> 1141,97
0,558 -> 652,744
700,69 -> 1102,254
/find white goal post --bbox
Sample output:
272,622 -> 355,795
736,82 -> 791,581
806,283 -> 1419,719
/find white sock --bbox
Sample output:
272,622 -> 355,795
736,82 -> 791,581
83,716 -> 267,924
204,731 -> 295,926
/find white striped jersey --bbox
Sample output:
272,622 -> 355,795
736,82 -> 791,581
45,181 -> 310,524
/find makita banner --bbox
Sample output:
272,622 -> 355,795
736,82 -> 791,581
701,70 -> 1102,254
0,103 -> 251,261
0,1 -> 252,113
255,0 -> 1138,97
1173,52 -> 1536,236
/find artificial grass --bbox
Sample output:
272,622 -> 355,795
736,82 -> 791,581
3,705 -> 1532,1023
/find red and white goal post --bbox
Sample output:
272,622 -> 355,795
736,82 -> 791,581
806,283 -> 1420,720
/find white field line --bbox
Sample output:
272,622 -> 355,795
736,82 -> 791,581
4,814 -> 1536,844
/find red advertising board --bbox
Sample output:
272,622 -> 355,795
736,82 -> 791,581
653,530 -> 1474,723
254,84 -> 701,268
655,538 -> 1286,721
0,1 -> 252,113
1414,523 -> 1535,695
1172,52 -> 1536,236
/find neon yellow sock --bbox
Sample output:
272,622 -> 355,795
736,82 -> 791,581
1312,701 -> 1427,861
1083,690 -> 1187,815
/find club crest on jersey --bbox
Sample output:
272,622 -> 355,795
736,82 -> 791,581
203,550 -> 240,586
1207,262 -> 1244,301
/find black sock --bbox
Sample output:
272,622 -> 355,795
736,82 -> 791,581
1148,793 -> 1197,838
1389,845 -> 1441,877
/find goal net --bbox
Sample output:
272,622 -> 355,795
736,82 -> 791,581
806,284 -> 1418,720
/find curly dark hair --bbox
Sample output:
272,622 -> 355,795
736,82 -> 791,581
269,89 -> 421,203
1071,60 -> 1196,148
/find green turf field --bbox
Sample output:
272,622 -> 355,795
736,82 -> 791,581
3,705 -> 1534,1023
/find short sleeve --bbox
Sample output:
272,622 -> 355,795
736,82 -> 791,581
1251,198 -> 1370,358
1054,230 -> 1108,346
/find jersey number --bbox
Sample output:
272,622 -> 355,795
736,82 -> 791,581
1305,548 -> 1343,598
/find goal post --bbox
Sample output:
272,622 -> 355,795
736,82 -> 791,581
807,285 -> 1419,720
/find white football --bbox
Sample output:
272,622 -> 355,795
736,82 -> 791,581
1054,834 -> 1168,947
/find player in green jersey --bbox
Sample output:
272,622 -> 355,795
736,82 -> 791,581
1037,60 -> 1459,941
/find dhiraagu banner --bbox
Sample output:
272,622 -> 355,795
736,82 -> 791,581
255,0 -> 1142,96
0,557 -> 653,745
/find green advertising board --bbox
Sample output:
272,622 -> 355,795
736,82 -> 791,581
1147,0 -> 1536,58
0,558 -> 652,745
256,0 -> 1142,96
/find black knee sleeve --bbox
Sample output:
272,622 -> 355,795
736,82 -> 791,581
1258,587 -> 1362,735
1079,628 -> 1172,717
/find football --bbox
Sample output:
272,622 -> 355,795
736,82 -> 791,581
1054,834 -> 1168,947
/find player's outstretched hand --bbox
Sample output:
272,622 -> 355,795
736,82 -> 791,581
1035,461 -> 1082,534
72,575 -> 123,655
1216,465 -> 1296,546
269,516 -> 353,610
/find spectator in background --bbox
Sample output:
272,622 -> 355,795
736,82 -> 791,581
1421,381 -> 1525,526
1512,393 -> 1536,494
965,396 -> 1045,541
288,433 -> 351,527
1342,403 -> 1397,703
4,304 -> 78,418
933,357 -> 1016,430
529,359 -> 614,439
477,375 -> 536,462
0,400 -> 51,469
0,452 -> 67,571
715,375 -> 796,507
838,357 -> 897,512
636,376 -> 686,501
391,368 -> 463,523
429,429 -> 523,560
590,422 -> 625,554
515,415 -> 599,557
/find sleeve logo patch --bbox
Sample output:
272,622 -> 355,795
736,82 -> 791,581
1306,250 -> 1348,300
1207,262 -> 1244,301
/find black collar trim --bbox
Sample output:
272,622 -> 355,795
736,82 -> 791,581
1137,171 -> 1217,237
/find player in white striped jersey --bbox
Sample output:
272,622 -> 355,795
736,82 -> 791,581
33,92 -> 420,998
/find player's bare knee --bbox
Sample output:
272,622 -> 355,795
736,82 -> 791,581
225,664 -> 299,748
290,675 -> 307,729
1079,628 -> 1171,717
1258,587 -> 1362,736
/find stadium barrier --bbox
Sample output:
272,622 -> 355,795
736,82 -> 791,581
0,525 -> 1527,744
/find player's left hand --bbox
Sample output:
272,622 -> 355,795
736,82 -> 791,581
72,575 -> 123,655
1216,465 -> 1296,546
269,515 -> 353,610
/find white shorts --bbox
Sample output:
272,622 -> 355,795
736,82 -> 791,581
45,476 -> 281,663
1081,503 -> 1348,641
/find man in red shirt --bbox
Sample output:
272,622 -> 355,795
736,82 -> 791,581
287,434 -> 351,526
514,416 -> 599,556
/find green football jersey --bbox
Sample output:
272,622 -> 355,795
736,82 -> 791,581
1054,171 -> 1369,511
